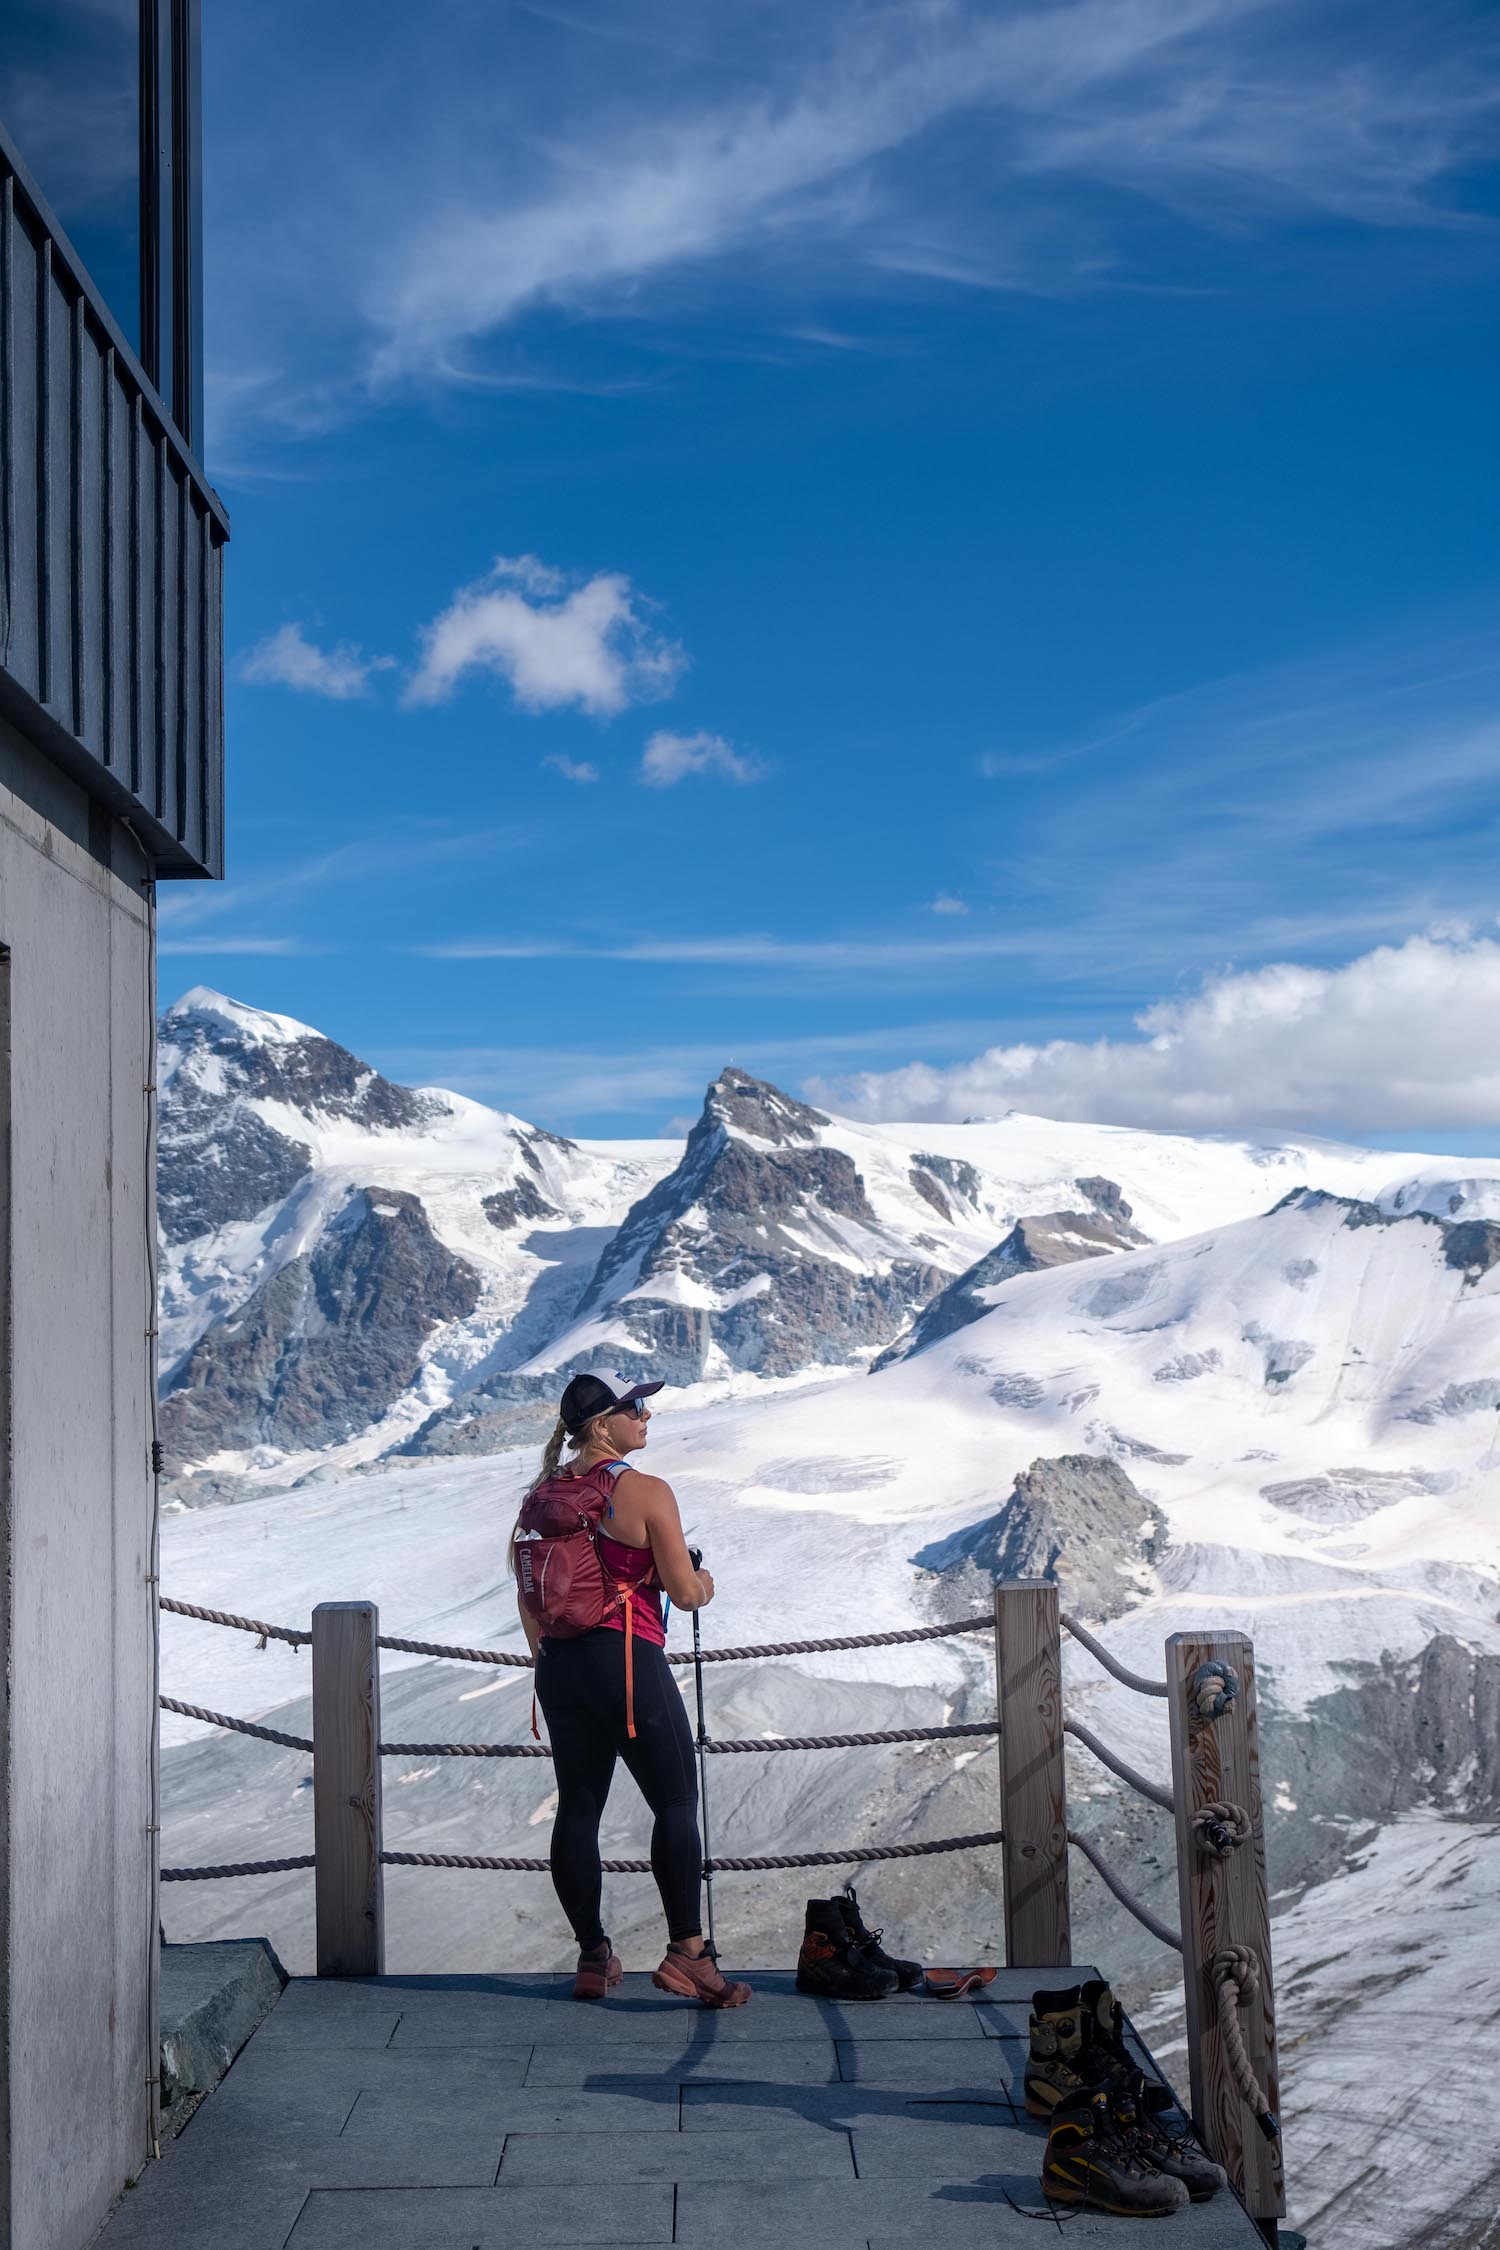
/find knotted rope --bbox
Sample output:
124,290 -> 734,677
1192,1800 -> 1251,1857
1212,1945 -> 1280,2141
1188,1659 -> 1240,1723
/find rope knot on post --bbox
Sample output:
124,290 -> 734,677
1211,1945 -> 1280,2143
1192,1800 -> 1251,1857
1188,1658 -> 1240,1722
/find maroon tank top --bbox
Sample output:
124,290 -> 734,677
589,1460 -> 667,1648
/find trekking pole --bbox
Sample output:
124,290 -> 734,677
687,1545 -> 717,1955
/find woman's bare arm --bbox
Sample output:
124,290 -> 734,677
621,1470 -> 712,1609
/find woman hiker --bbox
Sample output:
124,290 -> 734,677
513,1370 -> 751,2008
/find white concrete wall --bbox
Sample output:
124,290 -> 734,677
0,716 -> 156,2250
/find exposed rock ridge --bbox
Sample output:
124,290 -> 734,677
159,1188 -> 481,1463
875,1179 -> 1145,1367
913,1452 -> 1165,1621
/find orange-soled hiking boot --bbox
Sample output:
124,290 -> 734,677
652,1941 -> 751,2008
573,1938 -> 623,2000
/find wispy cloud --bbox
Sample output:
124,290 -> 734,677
404,554 -> 683,716
814,930 -> 1500,1134
205,0 -> 1500,444
544,753 -> 602,783
930,893 -> 969,916
639,730 -> 764,787
412,930 -> 1041,968
237,622 -> 394,700
155,935 -> 312,958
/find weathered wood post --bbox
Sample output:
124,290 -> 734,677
995,1580 -> 1070,1967
1166,1631 -> 1284,2234
312,1601 -> 385,1977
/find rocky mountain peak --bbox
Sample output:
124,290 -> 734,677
157,987 -> 449,1245
703,1066 -> 830,1148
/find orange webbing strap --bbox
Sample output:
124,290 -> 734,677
623,1590 -> 636,1739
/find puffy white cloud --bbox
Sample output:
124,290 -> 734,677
811,933 -> 1500,1132
237,623 -> 391,700
405,556 -> 683,717
639,730 -> 764,788
544,754 -> 601,784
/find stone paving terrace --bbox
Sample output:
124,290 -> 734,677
98,1967 -> 1266,2248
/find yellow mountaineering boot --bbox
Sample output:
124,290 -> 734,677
1042,2088 -> 1190,2217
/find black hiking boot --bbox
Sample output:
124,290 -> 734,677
1110,2073 -> 1226,2201
1041,2088 -> 1189,2216
1081,1976 -> 1176,2115
1025,1984 -> 1117,2119
796,1898 -> 898,2000
835,1881 -> 923,1992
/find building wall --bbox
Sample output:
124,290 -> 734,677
0,714 -> 155,2250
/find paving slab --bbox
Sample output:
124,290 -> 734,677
343,2082 -> 682,2137
286,2182 -> 675,2247
836,2037 -> 1020,2089
681,2082 -> 1021,2135
500,2125 -> 856,2180
523,2040 -> 840,2086
221,2040 -> 537,2100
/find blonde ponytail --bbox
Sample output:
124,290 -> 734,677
529,1414 -> 569,1495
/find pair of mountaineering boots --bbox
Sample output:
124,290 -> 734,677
1042,2088 -> 1190,2217
795,1881 -> 922,2000
1030,1980 -> 1227,2208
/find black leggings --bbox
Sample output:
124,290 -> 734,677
534,1629 -> 702,1946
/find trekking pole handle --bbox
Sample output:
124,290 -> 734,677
688,1546 -> 703,1570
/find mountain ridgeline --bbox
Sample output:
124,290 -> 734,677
155,987 -> 1471,1490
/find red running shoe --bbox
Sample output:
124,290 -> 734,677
573,1938 -> 623,2000
652,1942 -> 751,2008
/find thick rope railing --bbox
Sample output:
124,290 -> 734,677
160,1697 -> 313,1752
1059,1611 -> 1168,1699
1063,1717 -> 1174,1812
377,1720 -> 1000,1759
1067,1828 -> 1182,1952
161,1697 -> 997,1761
160,1828 -> 1005,1883
162,1597 -> 995,1668
159,1597 -> 309,1649
161,1856 -> 316,1882
382,1829 -> 1005,1875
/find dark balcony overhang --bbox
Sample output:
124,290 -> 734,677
0,121 -> 227,879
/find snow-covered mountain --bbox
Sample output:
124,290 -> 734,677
156,989 -> 1442,1486
156,990 -> 678,1476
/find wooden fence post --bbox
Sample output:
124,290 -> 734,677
1166,1631 -> 1284,2228
313,1601 -> 385,1977
995,1580 -> 1070,1967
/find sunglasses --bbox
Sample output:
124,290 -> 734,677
614,1397 -> 649,1421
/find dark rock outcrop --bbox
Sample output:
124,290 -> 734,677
159,1188 -> 481,1462
913,1453 -> 1165,1620
876,1193 -> 1146,1368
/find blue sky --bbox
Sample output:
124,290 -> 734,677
146,0 -> 1500,1140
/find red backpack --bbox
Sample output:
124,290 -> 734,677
512,1459 -> 647,1735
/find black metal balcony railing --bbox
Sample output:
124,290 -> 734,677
0,121 -> 226,879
